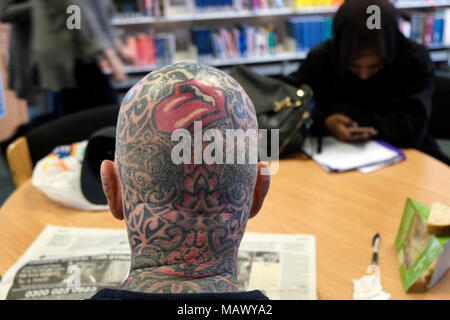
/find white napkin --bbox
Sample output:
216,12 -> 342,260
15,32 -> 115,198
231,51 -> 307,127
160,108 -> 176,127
353,265 -> 391,300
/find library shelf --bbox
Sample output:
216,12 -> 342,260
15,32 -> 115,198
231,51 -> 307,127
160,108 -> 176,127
104,50 -> 307,75
112,1 -> 450,25
107,1 -> 450,85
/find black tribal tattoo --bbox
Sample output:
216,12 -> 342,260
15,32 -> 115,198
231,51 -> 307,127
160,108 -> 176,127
115,62 -> 258,294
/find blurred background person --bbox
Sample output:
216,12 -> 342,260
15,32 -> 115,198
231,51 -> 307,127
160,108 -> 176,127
284,0 -> 450,165
32,0 -> 136,116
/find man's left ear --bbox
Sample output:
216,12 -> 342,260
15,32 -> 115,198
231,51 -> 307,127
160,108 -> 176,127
100,160 -> 124,220
249,162 -> 270,219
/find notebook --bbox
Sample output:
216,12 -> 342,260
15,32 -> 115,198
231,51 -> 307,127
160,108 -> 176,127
302,136 -> 406,173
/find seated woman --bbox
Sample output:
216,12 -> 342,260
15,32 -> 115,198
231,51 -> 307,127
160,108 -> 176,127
284,0 -> 449,164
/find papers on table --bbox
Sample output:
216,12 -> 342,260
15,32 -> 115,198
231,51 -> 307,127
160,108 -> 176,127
302,136 -> 405,173
0,226 -> 130,300
239,233 -> 316,300
0,225 -> 317,300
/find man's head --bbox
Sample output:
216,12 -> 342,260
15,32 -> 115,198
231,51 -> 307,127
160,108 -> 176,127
100,62 -> 270,293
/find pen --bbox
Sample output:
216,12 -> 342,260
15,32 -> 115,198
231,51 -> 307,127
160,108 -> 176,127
372,233 -> 380,265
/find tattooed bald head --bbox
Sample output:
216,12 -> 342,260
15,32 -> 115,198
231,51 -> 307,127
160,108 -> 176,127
100,62 -> 270,294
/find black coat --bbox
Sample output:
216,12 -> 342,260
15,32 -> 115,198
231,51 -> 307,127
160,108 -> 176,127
285,39 -> 435,150
283,0 -> 449,164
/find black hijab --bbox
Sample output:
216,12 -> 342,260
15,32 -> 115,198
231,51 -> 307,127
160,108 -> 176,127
332,0 -> 405,76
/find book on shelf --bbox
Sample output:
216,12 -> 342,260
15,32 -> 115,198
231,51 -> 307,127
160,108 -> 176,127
434,10 -> 445,44
294,0 -> 342,10
113,0 -> 165,17
192,27 -> 214,60
287,16 -> 332,51
192,25 -> 276,62
155,33 -> 176,65
444,9 -> 450,44
100,29 -> 175,70
410,12 -> 426,43
238,0 -> 285,10
400,9 -> 450,46
193,0 -> 234,12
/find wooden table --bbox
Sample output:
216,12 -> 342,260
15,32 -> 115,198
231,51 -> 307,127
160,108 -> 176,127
0,149 -> 449,299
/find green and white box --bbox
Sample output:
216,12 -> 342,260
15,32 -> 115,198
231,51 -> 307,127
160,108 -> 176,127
395,198 -> 450,292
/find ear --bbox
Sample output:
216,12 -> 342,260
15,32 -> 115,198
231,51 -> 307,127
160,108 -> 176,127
100,160 -> 124,220
249,162 -> 270,219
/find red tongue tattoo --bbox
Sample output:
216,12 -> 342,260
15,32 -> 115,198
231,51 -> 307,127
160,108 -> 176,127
154,80 -> 226,133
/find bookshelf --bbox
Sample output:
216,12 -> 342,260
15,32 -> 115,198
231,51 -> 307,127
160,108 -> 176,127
107,0 -> 450,89
104,48 -> 307,74
112,8 -> 294,25
112,1 -> 450,25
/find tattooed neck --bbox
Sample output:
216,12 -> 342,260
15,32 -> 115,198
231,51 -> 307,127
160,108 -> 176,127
121,266 -> 238,293
119,199 -> 244,294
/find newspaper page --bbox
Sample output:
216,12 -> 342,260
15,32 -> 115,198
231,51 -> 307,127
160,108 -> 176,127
0,225 -> 316,300
238,233 -> 316,300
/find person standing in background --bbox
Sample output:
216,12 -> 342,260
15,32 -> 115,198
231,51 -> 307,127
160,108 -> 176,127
32,0 -> 137,115
284,0 -> 449,165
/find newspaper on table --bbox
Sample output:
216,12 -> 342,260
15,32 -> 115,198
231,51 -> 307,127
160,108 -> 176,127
0,225 -> 316,300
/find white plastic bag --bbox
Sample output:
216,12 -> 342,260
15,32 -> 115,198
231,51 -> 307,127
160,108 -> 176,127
31,141 -> 109,211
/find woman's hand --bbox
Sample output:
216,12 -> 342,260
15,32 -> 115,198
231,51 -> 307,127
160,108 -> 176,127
115,38 -> 138,66
324,113 -> 378,142
103,48 -> 127,83
118,45 -> 138,66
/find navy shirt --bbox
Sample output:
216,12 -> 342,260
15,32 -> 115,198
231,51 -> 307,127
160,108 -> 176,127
90,289 -> 269,300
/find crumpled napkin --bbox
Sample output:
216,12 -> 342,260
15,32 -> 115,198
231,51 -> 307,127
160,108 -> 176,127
353,265 -> 391,300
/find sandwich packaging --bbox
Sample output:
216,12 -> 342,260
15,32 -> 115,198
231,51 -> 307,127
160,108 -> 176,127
395,198 -> 450,292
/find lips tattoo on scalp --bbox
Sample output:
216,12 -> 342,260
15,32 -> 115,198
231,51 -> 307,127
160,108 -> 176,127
154,80 -> 226,133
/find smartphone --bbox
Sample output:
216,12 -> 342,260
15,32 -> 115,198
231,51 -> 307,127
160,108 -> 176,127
348,127 -> 376,135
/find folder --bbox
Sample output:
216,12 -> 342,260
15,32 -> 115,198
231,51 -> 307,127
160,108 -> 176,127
302,136 -> 406,173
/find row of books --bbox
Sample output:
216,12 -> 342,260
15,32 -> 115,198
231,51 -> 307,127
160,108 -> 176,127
112,0 -> 450,18
235,0 -> 285,11
194,0 -> 233,11
286,10 -> 450,51
192,25 -> 276,61
294,0 -> 342,9
112,0 -> 341,16
400,10 -> 450,46
193,0 -> 344,11
102,30 -> 175,68
113,0 -> 164,17
287,16 -> 332,51
191,0 -> 339,12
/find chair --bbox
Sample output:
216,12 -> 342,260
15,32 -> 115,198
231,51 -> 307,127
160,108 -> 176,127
430,71 -> 450,140
6,105 -> 120,187
430,71 -> 450,161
